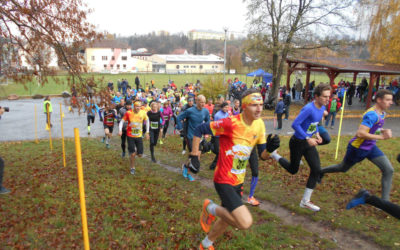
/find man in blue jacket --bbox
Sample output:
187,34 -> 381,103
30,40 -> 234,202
177,95 -> 210,181
270,83 -> 331,211
274,96 -> 284,130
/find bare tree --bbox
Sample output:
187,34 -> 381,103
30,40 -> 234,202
0,0 -> 102,102
245,0 -> 354,99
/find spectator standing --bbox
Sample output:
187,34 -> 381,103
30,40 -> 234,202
135,75 -> 140,90
295,78 -> 303,101
275,96 -> 284,130
325,93 -> 341,129
283,89 -> 291,120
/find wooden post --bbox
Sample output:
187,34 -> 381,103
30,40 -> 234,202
376,75 -> 380,90
286,63 -> 292,90
366,73 -> 376,109
304,66 -> 311,103
353,72 -> 358,83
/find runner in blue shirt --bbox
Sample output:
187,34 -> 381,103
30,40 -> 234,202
177,95 -> 210,181
271,83 -> 331,212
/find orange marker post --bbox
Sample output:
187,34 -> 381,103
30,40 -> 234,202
74,128 -> 90,250
60,103 -> 66,167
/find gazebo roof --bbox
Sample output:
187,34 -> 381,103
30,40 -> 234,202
286,57 -> 400,75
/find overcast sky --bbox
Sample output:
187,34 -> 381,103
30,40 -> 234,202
86,0 -> 249,37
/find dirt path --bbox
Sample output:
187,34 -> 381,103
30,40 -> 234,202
106,137 -> 382,249
153,162 -> 382,250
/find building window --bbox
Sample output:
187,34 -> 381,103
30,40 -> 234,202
123,64 -> 126,69
199,65 -> 203,69
176,65 -> 180,69
91,56 -> 95,61
103,64 -> 107,69
111,56 -> 115,60
102,56 -> 108,61
190,65 -> 196,68
183,65 -> 189,69
117,64 -> 120,69
110,64 -> 114,69
121,56 -> 127,60
122,49 -> 127,53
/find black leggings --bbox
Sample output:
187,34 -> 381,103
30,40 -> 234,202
121,129 -> 127,153
366,195 -> 400,219
278,136 -> 321,189
162,120 -> 170,138
249,148 -> 258,177
210,136 -> 220,169
0,156 -> 4,187
87,115 -> 95,126
150,129 -> 160,156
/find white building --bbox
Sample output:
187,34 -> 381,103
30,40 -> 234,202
84,40 -> 152,73
149,54 -> 224,74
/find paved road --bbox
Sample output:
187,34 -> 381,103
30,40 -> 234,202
1,97 -> 400,141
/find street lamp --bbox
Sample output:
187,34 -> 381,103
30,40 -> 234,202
223,27 -> 228,85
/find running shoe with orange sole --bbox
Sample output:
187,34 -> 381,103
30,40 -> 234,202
199,243 -> 215,250
200,199 -> 216,233
247,196 -> 260,206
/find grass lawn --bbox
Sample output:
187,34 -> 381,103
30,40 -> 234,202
0,138 -> 335,249
149,134 -> 400,248
0,72 -> 366,98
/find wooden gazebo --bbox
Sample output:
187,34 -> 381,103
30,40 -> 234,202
286,57 -> 400,108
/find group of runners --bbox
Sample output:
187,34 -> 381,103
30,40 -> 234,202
81,79 -> 399,249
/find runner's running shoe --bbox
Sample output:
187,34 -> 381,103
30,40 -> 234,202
106,144 -> 110,149
121,152 -> 125,158
160,139 -> 164,145
346,189 -> 369,210
182,150 -> 186,155
247,196 -> 260,206
300,200 -> 320,212
187,174 -> 195,182
0,187 -> 11,195
199,243 -> 214,250
200,199 -> 216,233
182,164 -> 188,178
130,168 -> 135,175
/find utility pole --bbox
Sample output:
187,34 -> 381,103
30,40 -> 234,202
223,27 -> 228,85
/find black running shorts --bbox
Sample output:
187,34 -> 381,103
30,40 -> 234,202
214,182 -> 243,212
103,124 -> 114,134
127,137 -> 144,155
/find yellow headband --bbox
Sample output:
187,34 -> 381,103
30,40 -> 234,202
241,93 -> 263,109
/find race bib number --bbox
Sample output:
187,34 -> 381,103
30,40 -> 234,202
131,122 -> 142,136
107,118 -> 113,122
164,116 -> 169,120
150,121 -> 159,129
231,158 -> 247,175
306,122 -> 319,134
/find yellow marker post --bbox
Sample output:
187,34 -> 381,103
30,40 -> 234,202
34,105 -> 38,144
335,91 -> 347,160
60,103 -> 66,167
74,128 -> 90,250
47,109 -> 53,150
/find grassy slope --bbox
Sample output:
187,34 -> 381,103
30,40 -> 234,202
0,138 -> 334,249
152,135 -> 400,248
